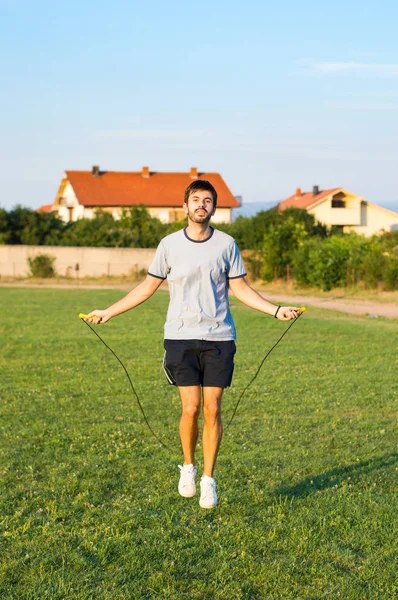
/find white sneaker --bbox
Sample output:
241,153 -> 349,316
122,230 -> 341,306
178,464 -> 197,497
199,475 -> 218,508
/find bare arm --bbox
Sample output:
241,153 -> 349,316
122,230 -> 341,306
228,277 -> 299,321
85,274 -> 164,324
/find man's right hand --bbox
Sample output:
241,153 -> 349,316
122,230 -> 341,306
85,309 -> 111,324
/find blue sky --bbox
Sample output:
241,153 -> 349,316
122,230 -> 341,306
1,0 -> 398,212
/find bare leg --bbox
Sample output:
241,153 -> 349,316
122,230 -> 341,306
202,386 -> 224,477
178,385 -> 201,465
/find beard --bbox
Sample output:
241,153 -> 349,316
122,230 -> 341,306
187,208 -> 212,224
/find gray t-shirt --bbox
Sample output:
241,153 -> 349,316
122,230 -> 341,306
148,227 -> 246,341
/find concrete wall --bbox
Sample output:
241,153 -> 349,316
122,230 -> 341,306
0,245 -> 157,278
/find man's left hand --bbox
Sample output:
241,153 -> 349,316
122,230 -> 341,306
276,306 -> 301,320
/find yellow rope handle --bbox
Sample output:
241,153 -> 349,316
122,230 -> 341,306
283,306 -> 306,318
79,313 -> 101,320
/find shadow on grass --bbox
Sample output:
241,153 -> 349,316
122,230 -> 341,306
273,452 -> 398,499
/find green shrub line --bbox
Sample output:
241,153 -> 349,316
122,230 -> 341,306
292,234 -> 398,291
2,204 -> 398,290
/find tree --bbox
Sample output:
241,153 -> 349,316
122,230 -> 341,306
118,207 -> 168,247
58,212 -> 120,247
6,205 -> 35,244
4,205 -> 65,245
22,212 -> 65,245
0,208 -> 9,243
295,236 -> 351,290
225,207 -> 328,251
261,217 -> 309,280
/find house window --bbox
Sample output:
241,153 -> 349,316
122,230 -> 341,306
332,199 -> 346,208
68,207 -> 74,222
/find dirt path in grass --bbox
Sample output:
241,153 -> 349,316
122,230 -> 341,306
256,292 -> 398,319
1,280 -> 397,319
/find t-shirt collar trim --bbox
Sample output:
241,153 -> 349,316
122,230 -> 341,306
183,227 -> 214,243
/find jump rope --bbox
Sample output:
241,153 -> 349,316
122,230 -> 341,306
79,307 -> 306,452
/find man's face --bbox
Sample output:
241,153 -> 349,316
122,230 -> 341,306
184,189 -> 216,224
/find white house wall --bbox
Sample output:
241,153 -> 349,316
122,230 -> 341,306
308,198 -> 331,224
62,203 -> 232,224
308,194 -> 398,237
309,194 -> 362,226
345,204 -> 398,236
211,208 -> 232,224
148,207 -> 181,223
307,193 -> 365,227
148,207 -> 232,224
57,182 -> 84,223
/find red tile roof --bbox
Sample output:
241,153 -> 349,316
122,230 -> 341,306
279,188 -> 340,210
36,204 -> 54,213
65,169 -> 240,208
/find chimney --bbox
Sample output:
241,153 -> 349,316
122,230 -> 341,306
141,166 -> 150,178
313,185 -> 319,196
295,187 -> 302,198
92,165 -> 100,177
189,167 -> 198,179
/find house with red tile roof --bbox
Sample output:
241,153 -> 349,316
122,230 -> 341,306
39,166 -> 240,224
279,186 -> 398,236
36,204 -> 54,214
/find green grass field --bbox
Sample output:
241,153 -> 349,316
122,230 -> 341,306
0,288 -> 397,599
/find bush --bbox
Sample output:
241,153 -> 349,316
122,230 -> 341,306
383,257 -> 398,290
5,205 -> 65,245
294,238 -> 321,287
377,229 -> 398,252
261,218 -> 308,281
28,254 -> 56,278
56,207 -> 170,248
242,251 -> 263,280
294,233 -> 398,291
295,237 -> 351,291
229,207 -> 327,251
362,251 -> 388,289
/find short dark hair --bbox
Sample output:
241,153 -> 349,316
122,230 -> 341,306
184,180 -> 217,207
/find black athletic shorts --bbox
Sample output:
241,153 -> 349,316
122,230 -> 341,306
163,339 -> 236,388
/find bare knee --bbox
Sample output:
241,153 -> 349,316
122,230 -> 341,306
203,403 -> 221,424
182,403 -> 201,420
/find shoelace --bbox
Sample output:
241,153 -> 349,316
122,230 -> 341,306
201,478 -> 216,498
178,465 -> 196,481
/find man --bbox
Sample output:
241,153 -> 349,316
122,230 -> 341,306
86,180 -> 299,509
